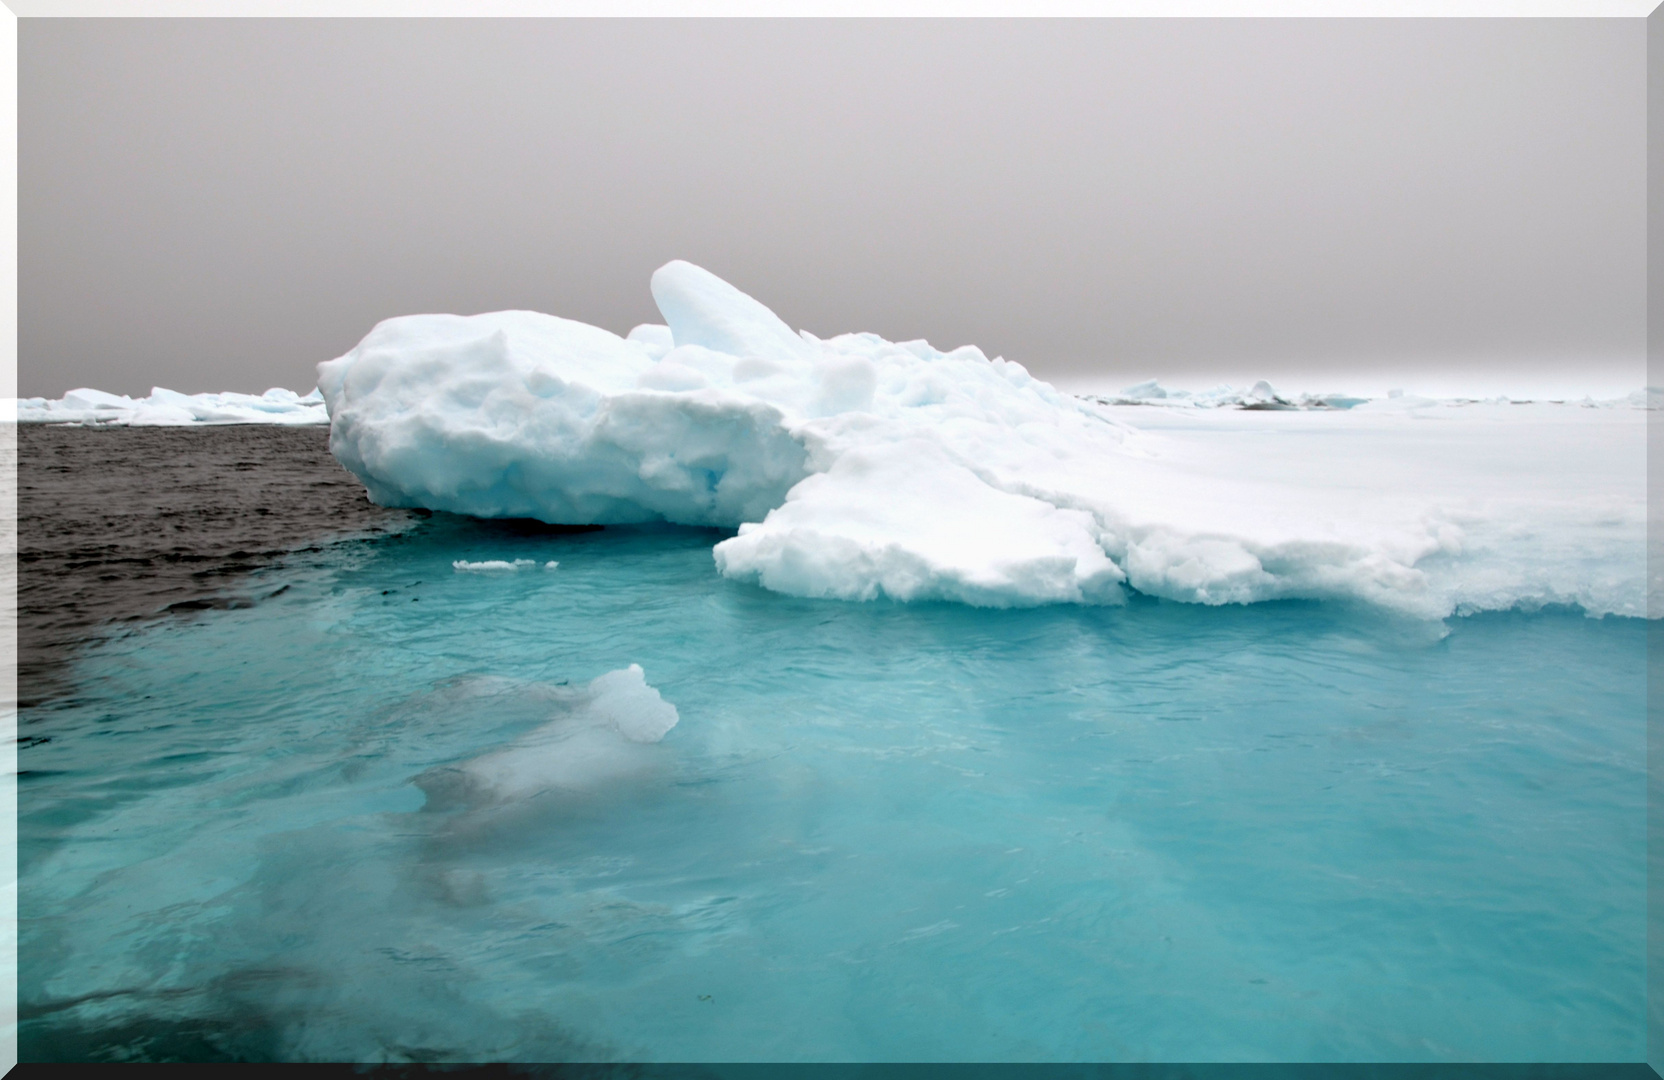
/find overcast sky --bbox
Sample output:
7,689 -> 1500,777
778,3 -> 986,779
20,17 -> 1647,399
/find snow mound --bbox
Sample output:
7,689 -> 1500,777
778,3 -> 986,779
416,664 -> 679,807
15,387 -> 329,425
320,260 -> 1646,619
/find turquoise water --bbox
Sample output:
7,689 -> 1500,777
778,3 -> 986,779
19,518 -> 1647,1062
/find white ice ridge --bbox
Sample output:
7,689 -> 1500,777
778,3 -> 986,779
319,260 -> 1647,619
453,559 -> 559,572
14,386 -> 329,425
417,664 -> 679,806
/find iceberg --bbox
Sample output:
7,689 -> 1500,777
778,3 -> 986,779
319,261 -> 1645,619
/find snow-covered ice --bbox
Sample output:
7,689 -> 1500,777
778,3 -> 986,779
315,260 -> 1647,620
14,386 -> 329,426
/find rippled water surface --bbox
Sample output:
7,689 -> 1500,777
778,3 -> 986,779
17,429 -> 1646,1063
16,424 -> 422,708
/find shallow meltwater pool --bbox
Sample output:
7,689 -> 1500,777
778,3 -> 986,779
18,517 -> 1646,1063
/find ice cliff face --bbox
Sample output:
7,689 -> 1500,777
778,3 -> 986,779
319,261 -> 1646,619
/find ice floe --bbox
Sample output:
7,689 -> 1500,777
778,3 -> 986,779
314,260 -> 1647,619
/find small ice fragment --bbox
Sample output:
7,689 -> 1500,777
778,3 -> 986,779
544,561 -> 560,570
452,559 -> 538,572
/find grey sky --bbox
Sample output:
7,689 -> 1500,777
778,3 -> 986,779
21,17 -> 1646,399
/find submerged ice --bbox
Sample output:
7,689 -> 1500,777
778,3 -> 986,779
317,261 -> 1646,619
416,664 -> 678,808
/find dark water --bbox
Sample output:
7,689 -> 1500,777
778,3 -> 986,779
17,424 -> 422,708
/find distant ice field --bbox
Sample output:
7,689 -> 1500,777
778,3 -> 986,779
19,512 -> 1645,1062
